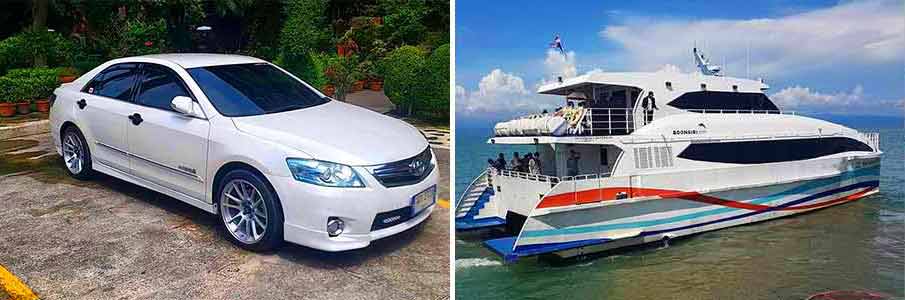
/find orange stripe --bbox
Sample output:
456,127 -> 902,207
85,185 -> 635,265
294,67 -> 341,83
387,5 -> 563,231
537,186 -> 876,211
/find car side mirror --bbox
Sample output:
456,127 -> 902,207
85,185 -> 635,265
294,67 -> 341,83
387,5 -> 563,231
170,96 -> 204,118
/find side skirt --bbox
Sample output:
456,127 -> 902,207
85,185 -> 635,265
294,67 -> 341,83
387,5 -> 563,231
93,160 -> 216,214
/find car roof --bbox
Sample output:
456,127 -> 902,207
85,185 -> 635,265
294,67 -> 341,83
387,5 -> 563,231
133,53 -> 267,69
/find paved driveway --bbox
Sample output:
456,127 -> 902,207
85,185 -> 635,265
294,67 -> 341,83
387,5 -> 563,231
0,133 -> 450,300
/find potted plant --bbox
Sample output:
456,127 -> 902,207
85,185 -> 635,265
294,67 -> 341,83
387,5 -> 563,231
369,77 -> 384,91
352,79 -> 365,92
0,79 -> 15,117
322,84 -> 336,97
34,75 -> 57,112
15,78 -> 33,115
324,54 -> 363,101
58,67 -> 78,83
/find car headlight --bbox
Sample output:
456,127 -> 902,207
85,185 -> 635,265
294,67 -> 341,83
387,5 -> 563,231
286,158 -> 364,188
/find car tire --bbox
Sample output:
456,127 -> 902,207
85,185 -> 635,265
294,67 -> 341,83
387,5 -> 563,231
61,126 -> 94,180
217,169 -> 284,252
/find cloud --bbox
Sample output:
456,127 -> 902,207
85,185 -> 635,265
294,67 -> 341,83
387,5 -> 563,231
459,51 -> 616,117
771,85 -> 905,115
600,0 -> 904,78
476,69 -> 528,97
457,69 -> 561,115
543,49 -> 577,79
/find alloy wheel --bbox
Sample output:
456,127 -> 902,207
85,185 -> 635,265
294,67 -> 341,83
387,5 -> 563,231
62,133 -> 83,174
220,179 -> 269,244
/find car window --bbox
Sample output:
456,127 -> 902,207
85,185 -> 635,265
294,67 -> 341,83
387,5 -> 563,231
187,63 -> 328,117
90,63 -> 140,101
136,64 -> 191,111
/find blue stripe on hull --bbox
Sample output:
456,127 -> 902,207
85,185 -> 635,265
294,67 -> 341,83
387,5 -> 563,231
509,178 -> 879,258
521,167 -> 879,239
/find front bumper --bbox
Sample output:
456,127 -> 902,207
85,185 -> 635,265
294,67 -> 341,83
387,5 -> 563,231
269,164 -> 438,252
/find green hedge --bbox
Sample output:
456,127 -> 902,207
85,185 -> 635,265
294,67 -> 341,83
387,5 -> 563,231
1,68 -> 60,103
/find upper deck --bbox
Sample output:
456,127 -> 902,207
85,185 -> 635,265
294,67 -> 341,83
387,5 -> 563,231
493,69 -> 779,140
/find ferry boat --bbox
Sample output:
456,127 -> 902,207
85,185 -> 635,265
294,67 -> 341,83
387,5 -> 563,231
455,48 -> 882,262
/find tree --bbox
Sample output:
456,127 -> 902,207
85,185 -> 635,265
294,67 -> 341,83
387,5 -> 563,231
279,0 -> 331,84
378,0 -> 427,46
381,45 -> 426,116
31,0 -> 49,66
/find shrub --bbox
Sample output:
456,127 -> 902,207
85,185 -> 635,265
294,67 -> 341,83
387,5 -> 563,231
0,30 -> 74,73
380,45 -> 426,116
0,77 -> 13,103
422,43 -> 449,121
0,35 -> 27,74
4,68 -> 59,100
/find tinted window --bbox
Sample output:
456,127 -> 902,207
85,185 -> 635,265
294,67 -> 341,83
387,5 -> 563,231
677,137 -> 872,164
137,64 -> 191,111
187,63 -> 328,117
668,91 -> 779,111
90,63 -> 140,101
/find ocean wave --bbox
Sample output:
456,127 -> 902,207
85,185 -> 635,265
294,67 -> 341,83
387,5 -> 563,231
456,258 -> 502,269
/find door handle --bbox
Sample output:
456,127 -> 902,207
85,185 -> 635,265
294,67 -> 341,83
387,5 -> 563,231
76,99 -> 86,109
128,113 -> 143,125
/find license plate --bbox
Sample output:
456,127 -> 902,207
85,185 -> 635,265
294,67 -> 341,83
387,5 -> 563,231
412,185 -> 437,215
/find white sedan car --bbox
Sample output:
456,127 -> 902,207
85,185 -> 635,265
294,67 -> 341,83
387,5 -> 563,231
49,54 -> 437,252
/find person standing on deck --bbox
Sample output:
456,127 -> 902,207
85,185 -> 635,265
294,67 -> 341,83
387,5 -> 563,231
642,91 -> 658,125
534,151 -> 543,174
527,153 -> 539,174
511,152 -> 522,172
487,159 -> 499,176
567,150 -> 580,176
495,153 -> 507,171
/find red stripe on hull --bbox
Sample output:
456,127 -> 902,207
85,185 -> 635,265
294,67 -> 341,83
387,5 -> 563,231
536,186 -> 877,211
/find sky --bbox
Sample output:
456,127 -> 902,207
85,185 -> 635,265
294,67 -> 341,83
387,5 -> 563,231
455,0 -> 905,123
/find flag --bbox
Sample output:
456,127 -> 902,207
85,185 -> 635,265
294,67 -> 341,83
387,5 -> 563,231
549,34 -> 564,54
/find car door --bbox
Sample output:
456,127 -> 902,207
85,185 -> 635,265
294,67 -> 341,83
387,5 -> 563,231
126,63 -> 210,202
78,63 -> 140,174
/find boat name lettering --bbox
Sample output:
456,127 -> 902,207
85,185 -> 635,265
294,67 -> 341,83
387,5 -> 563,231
673,129 -> 706,135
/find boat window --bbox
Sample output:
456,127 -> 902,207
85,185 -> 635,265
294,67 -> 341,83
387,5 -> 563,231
677,137 -> 872,164
668,91 -> 779,111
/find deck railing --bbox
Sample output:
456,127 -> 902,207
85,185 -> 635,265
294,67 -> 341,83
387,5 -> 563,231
495,169 -> 611,185
495,107 -> 801,138
583,108 -> 635,136
455,168 -> 489,210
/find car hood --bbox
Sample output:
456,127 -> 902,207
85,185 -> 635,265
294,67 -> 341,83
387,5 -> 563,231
231,101 -> 428,166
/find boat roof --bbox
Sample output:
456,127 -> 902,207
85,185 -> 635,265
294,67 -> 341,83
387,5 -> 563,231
537,70 -> 769,95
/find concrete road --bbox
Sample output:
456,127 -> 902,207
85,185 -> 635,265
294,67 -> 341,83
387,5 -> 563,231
0,133 -> 450,300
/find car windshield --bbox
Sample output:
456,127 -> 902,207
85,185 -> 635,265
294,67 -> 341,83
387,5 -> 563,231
187,63 -> 329,117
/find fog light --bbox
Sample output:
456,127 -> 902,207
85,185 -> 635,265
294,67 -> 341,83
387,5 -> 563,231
327,217 -> 344,237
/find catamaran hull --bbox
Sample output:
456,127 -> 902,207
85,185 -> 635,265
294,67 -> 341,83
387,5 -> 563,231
485,158 -> 881,262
